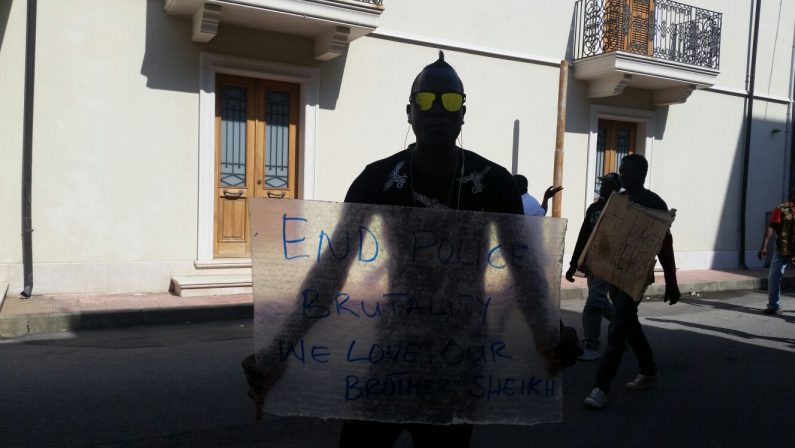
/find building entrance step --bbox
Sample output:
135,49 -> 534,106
170,274 -> 252,297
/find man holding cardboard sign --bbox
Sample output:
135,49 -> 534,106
243,52 -> 574,447
578,154 -> 681,409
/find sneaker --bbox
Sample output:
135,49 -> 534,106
763,307 -> 783,315
578,348 -> 602,361
625,374 -> 658,390
584,387 -> 608,409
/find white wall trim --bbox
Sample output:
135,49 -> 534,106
585,106 -> 656,212
706,84 -> 793,104
198,53 -> 320,262
369,28 -> 561,67
369,31 -> 795,105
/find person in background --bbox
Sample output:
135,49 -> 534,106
565,172 -> 621,361
757,186 -> 795,315
513,174 -> 563,216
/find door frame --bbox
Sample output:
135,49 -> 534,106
198,53 -> 319,262
586,105 -> 656,212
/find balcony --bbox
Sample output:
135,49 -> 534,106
164,0 -> 384,61
572,0 -> 721,105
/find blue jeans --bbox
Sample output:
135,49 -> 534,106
582,276 -> 613,349
768,249 -> 789,310
595,286 -> 656,393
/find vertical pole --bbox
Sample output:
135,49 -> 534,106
739,0 -> 761,269
21,0 -> 37,298
788,23 -> 795,194
552,60 -> 569,218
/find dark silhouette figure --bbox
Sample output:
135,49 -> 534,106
565,172 -> 621,361
583,154 -> 681,409
244,52 -> 567,447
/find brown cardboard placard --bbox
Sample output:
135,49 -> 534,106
248,198 -> 566,425
577,194 -> 674,301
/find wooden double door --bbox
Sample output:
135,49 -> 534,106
595,119 -> 637,195
214,75 -> 300,258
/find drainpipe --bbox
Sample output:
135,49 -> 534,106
789,24 -> 795,192
21,0 -> 37,298
739,0 -> 761,270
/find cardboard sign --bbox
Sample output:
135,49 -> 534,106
249,198 -> 566,426
577,194 -> 674,300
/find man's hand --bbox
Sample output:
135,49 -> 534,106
543,186 -> 564,201
241,354 -> 285,421
757,247 -> 767,260
663,284 -> 681,305
565,266 -> 577,283
555,323 -> 583,371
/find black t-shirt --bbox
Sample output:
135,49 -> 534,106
624,189 -> 668,211
345,145 -> 523,215
569,199 -> 606,269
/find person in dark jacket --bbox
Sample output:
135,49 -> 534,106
565,172 -> 621,361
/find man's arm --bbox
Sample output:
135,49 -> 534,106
758,225 -> 774,260
658,232 -> 680,305
565,206 -> 596,282
638,192 -> 679,304
539,186 -> 563,214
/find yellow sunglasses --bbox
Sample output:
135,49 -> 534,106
412,91 -> 465,112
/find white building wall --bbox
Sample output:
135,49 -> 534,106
0,0 -> 25,280
378,0 -> 572,58
32,0 -> 198,264
751,0 -> 795,99
650,91 -> 748,267
713,0 -> 754,90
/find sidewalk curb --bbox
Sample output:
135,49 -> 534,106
558,276 -> 784,300
1,276 -> 789,338
0,303 -> 252,338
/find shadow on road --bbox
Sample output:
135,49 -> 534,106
646,317 -> 795,347
1,301 -> 794,447
684,297 -> 795,324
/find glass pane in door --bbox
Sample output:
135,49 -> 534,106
264,91 -> 290,189
220,86 -> 247,187
594,125 -> 607,198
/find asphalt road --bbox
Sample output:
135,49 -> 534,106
0,290 -> 793,447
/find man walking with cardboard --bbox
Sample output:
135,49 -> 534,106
584,154 -> 681,409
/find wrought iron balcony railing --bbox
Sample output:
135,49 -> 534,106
574,0 -> 722,70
